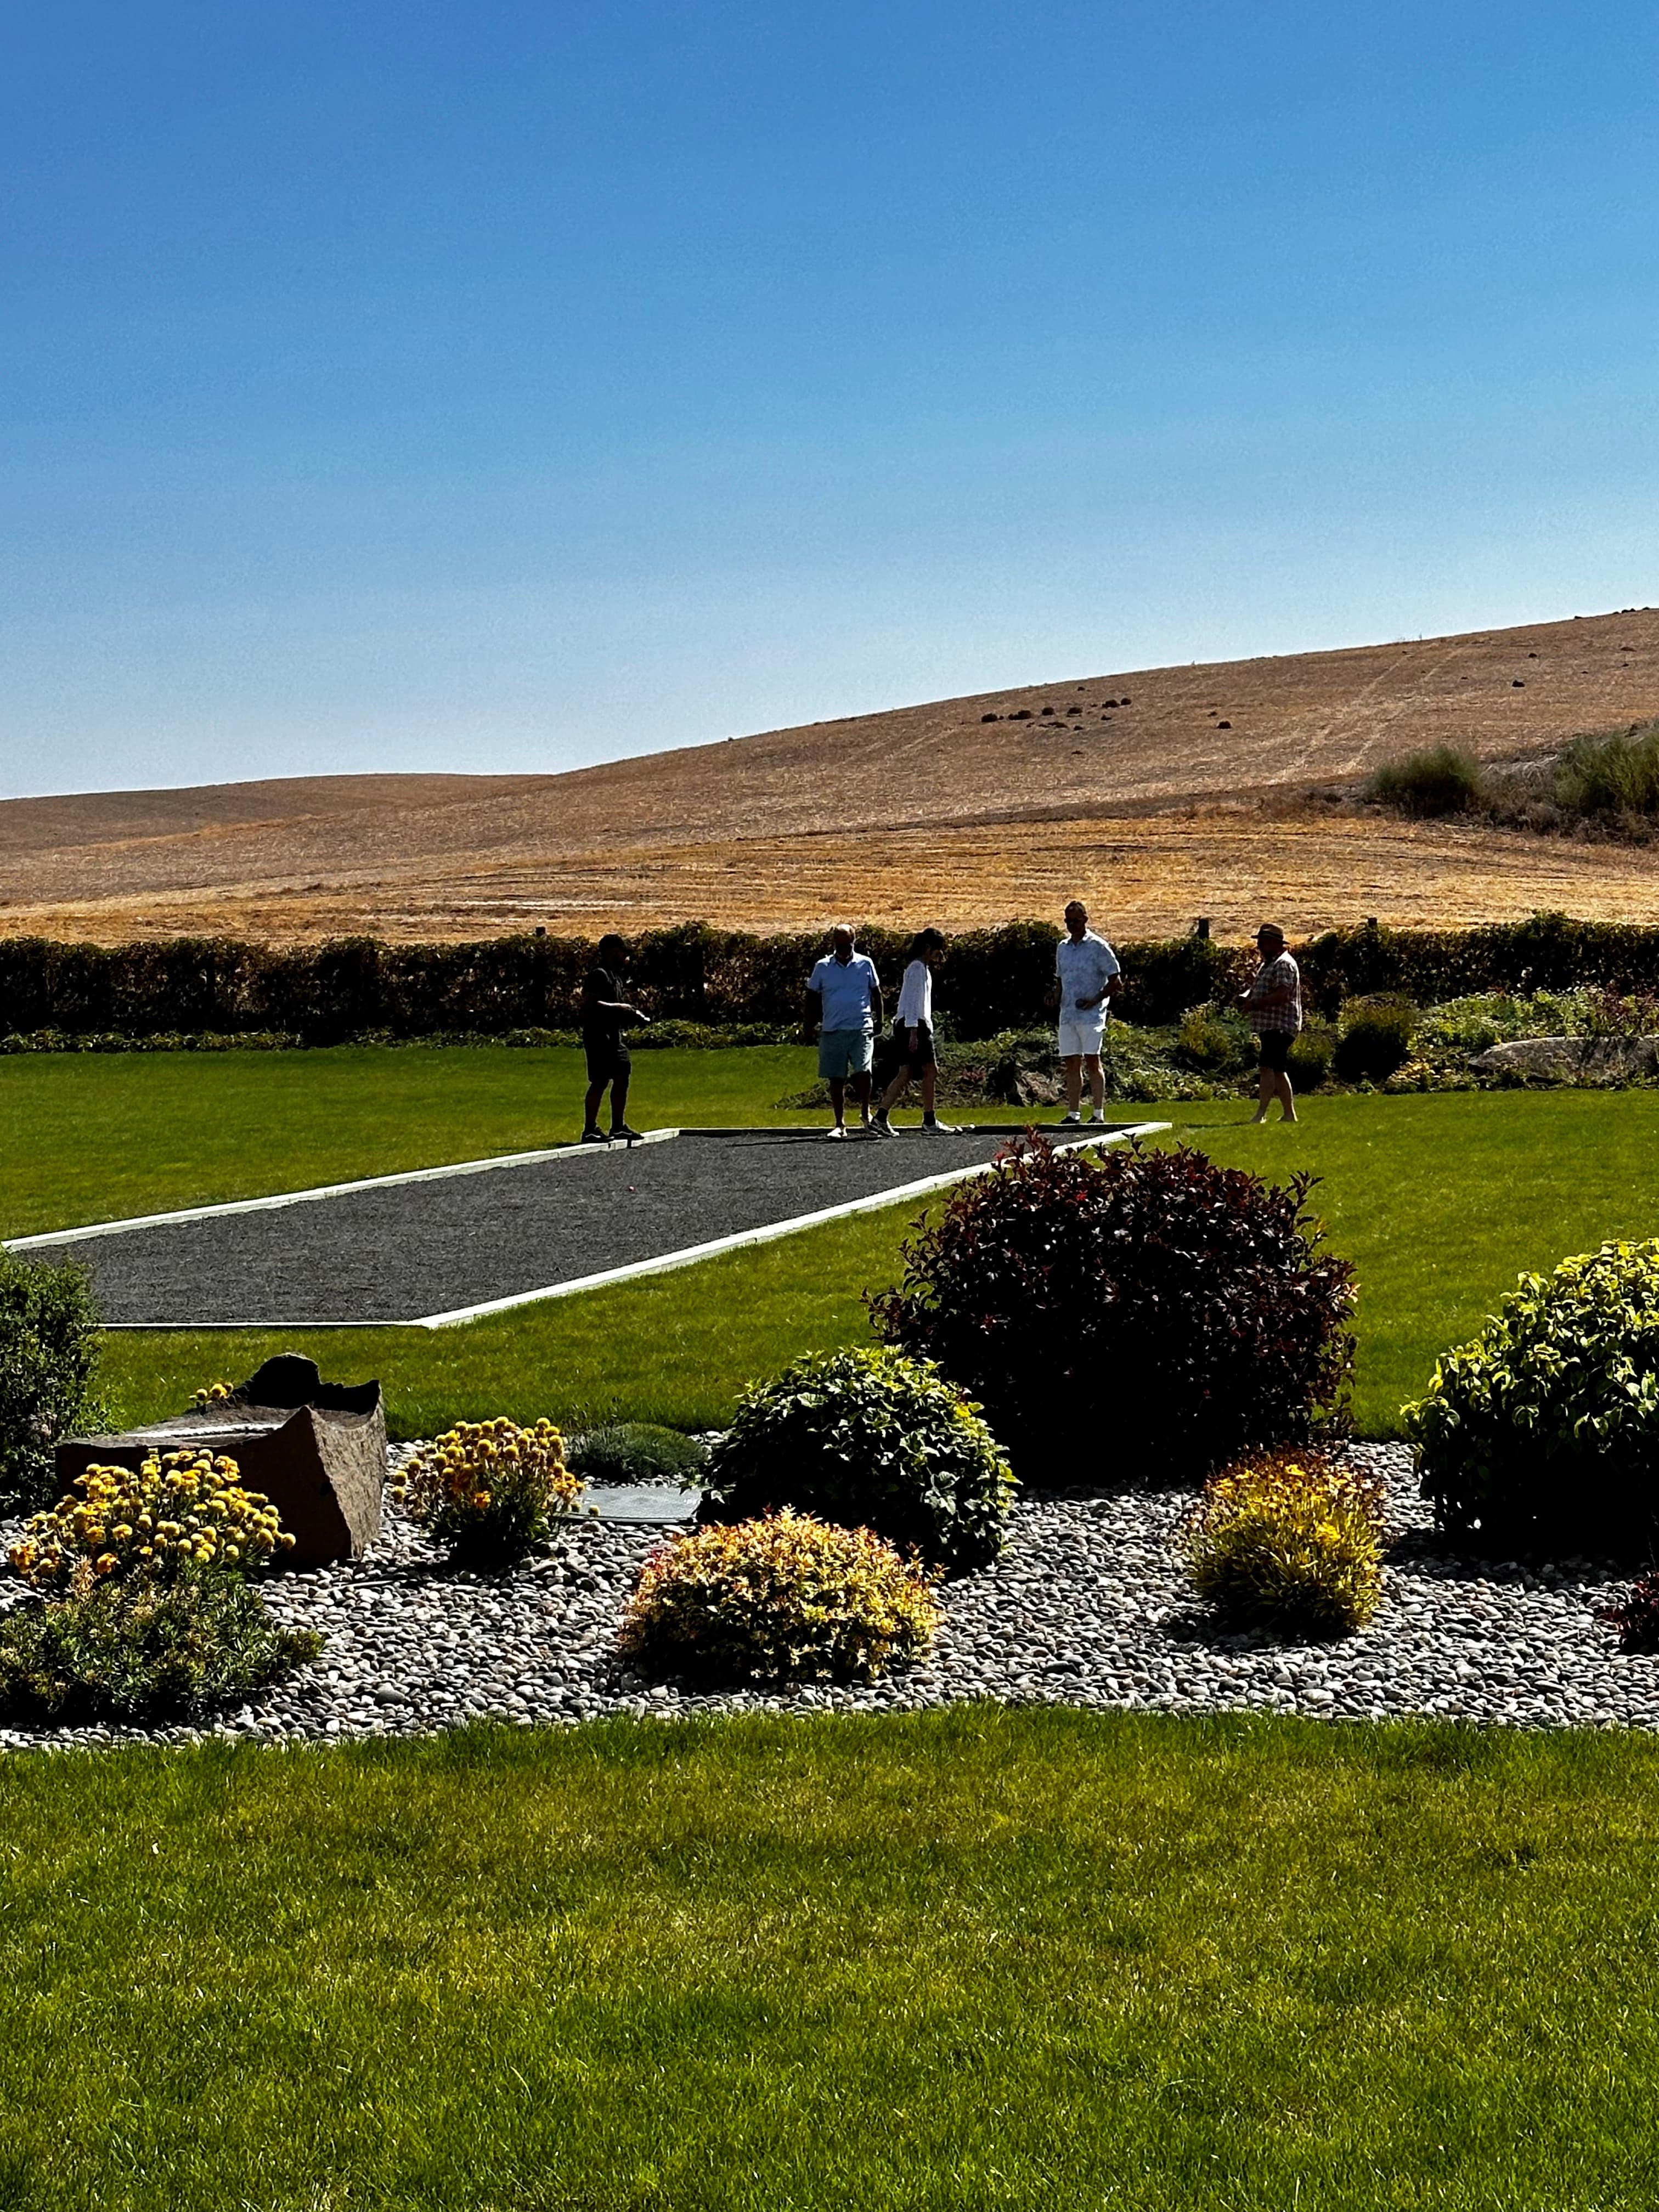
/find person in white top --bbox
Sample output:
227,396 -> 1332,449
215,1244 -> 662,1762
1048,899 -> 1122,1126
871,928 -> 956,1136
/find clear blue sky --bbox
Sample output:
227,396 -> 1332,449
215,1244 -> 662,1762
2,1 -> 1656,797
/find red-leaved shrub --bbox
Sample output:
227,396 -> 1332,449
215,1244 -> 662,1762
867,1137 -> 1355,1480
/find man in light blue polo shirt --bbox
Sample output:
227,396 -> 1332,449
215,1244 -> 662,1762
1048,898 -> 1121,1126
804,924 -> 885,1139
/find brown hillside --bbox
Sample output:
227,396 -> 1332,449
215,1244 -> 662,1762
4,607 -> 1659,943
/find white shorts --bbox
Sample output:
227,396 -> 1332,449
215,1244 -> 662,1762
1058,1015 -> 1107,1058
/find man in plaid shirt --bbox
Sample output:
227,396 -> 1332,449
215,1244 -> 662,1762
1239,923 -> 1301,1124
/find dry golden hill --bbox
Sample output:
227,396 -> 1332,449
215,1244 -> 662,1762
4,607 -> 1659,943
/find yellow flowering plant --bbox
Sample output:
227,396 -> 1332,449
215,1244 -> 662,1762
190,1380 -> 235,1410
9,1449 -> 295,1594
620,1509 -> 942,1684
1184,1449 -> 1385,1637
393,1417 -> 582,1565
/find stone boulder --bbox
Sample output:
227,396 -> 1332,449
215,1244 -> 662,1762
1468,1035 -> 1659,1086
55,1354 -> 385,1567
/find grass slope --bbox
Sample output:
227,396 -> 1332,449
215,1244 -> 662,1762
8,1047 -> 1658,1438
5,1711 -> 1659,2211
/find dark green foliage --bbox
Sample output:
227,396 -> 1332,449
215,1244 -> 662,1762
0,1566 -> 320,1724
1407,1240 -> 1659,1557
870,1138 -> 1356,1480
1367,746 -> 1486,817
0,1249 -> 105,1510
700,1347 -> 1014,1573
567,1421 -> 708,1487
1555,724 -> 1659,817
1334,996 -> 1416,1082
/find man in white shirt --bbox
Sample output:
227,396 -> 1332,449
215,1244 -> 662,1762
1048,899 -> 1121,1126
803,924 -> 885,1138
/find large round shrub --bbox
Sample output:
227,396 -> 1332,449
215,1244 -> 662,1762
701,1348 -> 1013,1572
1408,1240 -> 1659,1555
620,1511 -> 940,1684
867,1137 -> 1355,1479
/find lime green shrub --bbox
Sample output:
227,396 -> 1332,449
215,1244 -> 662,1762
1367,744 -> 1485,817
1185,1451 -> 1385,1635
395,1417 -> 582,1565
1407,1240 -> 1659,1555
9,1449 -> 293,1593
701,1347 -> 1014,1573
1286,1014 -> 1336,1089
0,1564 -> 320,1724
620,1510 -> 941,1684
1175,1005 -> 1256,1076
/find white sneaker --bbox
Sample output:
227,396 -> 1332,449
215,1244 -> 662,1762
1087,1111 -> 1108,1126
824,1124 -> 848,1141
1060,1111 -> 1082,1125
921,1118 -> 957,1135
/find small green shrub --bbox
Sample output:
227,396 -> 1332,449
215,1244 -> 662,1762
702,1348 -> 1013,1572
394,1418 -> 583,1566
567,1422 -> 708,1488
1407,1240 -> 1659,1555
0,1250 -> 106,1511
1175,1005 -> 1256,1076
1555,724 -> 1659,818
1367,745 -> 1485,817
1286,1015 -> 1335,1090
620,1510 -> 941,1684
1185,1449 -> 1385,1636
1334,995 -> 1415,1081
0,1565 -> 321,1724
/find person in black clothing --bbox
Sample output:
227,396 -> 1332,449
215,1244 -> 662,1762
580,933 -> 648,1143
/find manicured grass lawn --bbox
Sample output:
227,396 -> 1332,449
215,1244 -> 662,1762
8,1046 -> 1659,1438
3,1708 -> 1657,2211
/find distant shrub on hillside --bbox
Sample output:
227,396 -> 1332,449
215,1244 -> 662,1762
1554,724 -> 1659,819
1367,746 -> 1485,818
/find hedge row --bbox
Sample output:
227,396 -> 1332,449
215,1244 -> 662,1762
0,913 -> 1646,1044
0,924 -> 1228,1043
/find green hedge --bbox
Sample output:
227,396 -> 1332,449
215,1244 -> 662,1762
1,912 -> 1649,1044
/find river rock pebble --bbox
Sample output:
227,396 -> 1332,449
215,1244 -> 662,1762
1,1442 -> 1655,1749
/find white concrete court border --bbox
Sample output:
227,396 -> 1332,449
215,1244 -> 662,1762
7,1121 -> 1170,1333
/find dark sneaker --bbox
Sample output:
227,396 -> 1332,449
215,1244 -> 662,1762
580,1127 -> 611,1145
610,1124 -> 644,1141
870,1113 -> 896,1137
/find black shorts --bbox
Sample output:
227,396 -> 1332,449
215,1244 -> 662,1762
584,1037 -> 630,1084
898,1019 -> 937,1070
1257,1031 -> 1293,1074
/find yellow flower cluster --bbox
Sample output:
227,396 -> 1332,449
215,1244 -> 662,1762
393,1418 -> 581,1561
190,1380 -> 235,1410
620,1509 -> 942,1684
9,1450 -> 295,1593
1185,1449 -> 1385,1636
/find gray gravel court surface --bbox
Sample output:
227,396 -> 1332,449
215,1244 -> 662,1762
20,1126 -> 1119,1328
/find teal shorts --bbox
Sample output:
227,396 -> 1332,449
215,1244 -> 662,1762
818,1029 -> 874,1080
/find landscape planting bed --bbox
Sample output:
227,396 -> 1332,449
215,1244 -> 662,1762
10,1124 -> 1156,1329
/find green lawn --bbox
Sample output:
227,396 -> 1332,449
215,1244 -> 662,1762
7,1046 -> 1659,1438
5,1709 -> 1659,2211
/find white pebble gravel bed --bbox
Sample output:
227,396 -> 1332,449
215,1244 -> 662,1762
1,1442 -> 1655,1751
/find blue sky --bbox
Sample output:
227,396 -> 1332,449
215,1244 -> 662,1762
2,1 -> 1656,797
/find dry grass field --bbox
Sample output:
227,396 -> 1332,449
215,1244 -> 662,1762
5,607 -> 1659,942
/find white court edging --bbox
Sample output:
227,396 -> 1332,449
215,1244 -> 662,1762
413,1122 -> 1170,1329
3,1127 -> 682,1253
